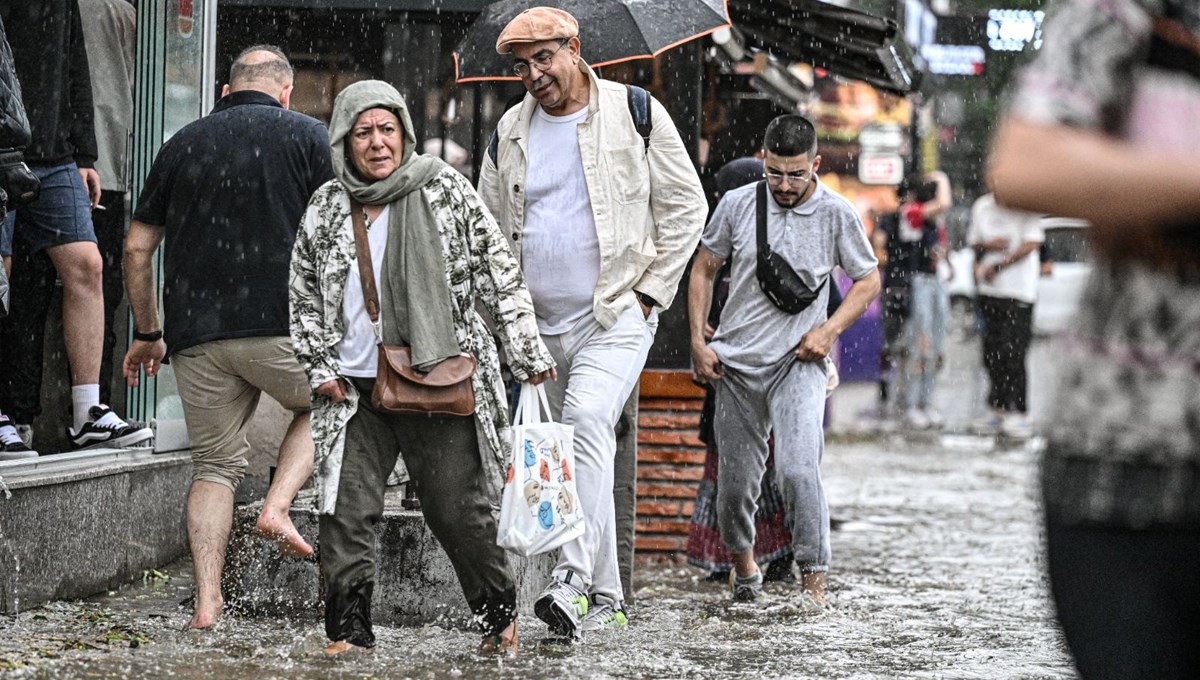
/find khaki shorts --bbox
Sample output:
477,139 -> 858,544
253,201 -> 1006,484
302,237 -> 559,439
172,336 -> 311,490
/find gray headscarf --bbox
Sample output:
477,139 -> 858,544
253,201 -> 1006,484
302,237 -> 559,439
328,80 -> 460,371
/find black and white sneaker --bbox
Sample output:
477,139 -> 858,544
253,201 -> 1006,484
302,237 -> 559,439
0,415 -> 39,460
69,406 -> 154,450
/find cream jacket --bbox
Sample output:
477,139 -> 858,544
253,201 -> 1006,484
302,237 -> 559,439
478,62 -> 706,329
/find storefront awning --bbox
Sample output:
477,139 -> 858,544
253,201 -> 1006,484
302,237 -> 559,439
727,0 -> 920,95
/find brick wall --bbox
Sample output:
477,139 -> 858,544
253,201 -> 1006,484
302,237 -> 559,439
634,371 -> 706,563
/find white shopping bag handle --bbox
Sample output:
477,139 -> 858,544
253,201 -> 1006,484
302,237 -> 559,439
515,382 -> 554,426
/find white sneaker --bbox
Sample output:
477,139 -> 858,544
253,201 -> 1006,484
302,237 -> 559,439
905,408 -> 932,430
0,416 -> 38,460
68,405 -> 154,450
534,579 -> 589,639
924,408 -> 944,429
1001,413 -> 1033,439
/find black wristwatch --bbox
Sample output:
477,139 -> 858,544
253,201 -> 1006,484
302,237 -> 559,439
133,329 -> 163,342
635,291 -> 660,309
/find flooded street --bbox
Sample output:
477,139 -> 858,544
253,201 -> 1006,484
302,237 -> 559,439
1,326 -> 1075,678
0,438 -> 1073,678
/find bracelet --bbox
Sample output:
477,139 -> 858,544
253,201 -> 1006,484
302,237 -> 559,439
133,329 -> 163,342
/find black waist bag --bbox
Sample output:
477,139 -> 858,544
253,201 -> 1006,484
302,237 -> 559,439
755,181 -> 826,314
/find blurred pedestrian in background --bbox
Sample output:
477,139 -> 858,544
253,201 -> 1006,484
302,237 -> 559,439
873,171 -> 952,429
967,192 -> 1042,439
990,0 -> 1200,676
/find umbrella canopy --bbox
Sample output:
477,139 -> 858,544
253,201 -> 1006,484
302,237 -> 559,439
454,0 -> 732,82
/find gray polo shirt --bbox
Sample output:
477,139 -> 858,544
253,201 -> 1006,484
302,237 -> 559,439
701,179 -> 877,370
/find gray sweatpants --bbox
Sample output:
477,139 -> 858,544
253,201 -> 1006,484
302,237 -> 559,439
715,357 -> 830,573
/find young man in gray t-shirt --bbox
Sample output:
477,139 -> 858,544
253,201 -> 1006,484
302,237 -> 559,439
689,115 -> 880,606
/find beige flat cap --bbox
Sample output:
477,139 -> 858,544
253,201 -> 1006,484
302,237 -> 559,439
496,7 -> 579,54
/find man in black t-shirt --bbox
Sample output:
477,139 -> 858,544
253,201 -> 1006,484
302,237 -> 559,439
122,45 -> 334,630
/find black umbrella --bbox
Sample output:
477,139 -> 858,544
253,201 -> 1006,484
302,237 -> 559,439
453,0 -> 732,82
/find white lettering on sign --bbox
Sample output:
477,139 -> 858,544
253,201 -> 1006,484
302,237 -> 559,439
921,44 -> 986,75
858,153 -> 905,185
987,9 -> 1044,52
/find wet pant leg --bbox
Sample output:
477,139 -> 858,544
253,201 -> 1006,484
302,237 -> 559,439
394,407 -> 516,636
540,304 -> 656,603
319,395 -> 398,648
766,359 -> 830,573
714,365 -> 773,556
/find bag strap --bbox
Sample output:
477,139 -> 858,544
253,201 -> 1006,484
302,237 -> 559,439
626,84 -> 652,151
755,180 -> 769,256
349,198 -> 384,345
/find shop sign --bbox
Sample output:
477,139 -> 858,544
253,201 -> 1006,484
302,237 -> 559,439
858,152 -> 905,184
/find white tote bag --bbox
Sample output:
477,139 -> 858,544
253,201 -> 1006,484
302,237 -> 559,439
496,382 -> 586,556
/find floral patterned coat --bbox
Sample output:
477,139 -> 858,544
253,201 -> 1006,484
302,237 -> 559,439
289,169 -> 555,514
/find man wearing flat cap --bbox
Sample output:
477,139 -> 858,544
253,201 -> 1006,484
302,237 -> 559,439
479,6 -> 706,640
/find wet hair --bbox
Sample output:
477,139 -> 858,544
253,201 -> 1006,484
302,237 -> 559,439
763,114 -> 817,158
229,44 -> 293,88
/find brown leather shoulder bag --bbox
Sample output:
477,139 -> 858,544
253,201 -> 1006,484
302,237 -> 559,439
349,199 -> 477,416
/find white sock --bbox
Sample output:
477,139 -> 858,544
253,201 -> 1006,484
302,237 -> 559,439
72,384 -> 101,431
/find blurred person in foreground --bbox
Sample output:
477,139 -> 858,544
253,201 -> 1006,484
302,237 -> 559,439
690,115 -> 879,606
289,80 -> 555,657
124,46 -> 332,629
990,0 -> 1200,676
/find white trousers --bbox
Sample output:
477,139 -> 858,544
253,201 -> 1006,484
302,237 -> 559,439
540,303 -> 657,602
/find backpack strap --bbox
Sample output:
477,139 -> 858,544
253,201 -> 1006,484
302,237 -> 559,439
626,84 -> 652,151
489,86 -> 653,165
487,129 -> 500,166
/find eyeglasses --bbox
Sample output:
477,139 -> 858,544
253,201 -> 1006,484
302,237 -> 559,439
512,39 -> 569,78
764,167 -> 812,185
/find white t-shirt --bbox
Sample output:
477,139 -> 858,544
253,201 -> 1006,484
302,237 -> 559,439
968,193 -> 1044,303
522,105 -> 600,335
336,205 -> 389,377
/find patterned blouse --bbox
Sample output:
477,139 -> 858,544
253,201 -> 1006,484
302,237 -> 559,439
289,168 -> 555,514
1011,0 -> 1200,527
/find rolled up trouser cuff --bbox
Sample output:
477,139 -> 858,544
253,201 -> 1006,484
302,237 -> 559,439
190,458 -> 246,492
469,586 -> 518,636
325,577 -> 376,648
798,563 -> 828,575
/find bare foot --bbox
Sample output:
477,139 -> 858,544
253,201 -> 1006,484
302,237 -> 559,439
801,571 -> 827,606
478,619 -> 518,657
255,506 -> 313,558
323,640 -> 373,657
185,596 -> 223,630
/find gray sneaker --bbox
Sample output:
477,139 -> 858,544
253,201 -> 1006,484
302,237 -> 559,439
581,596 -> 628,632
730,569 -> 764,602
534,579 -> 589,639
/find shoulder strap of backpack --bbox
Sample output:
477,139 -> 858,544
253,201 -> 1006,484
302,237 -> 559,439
626,84 -> 652,151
